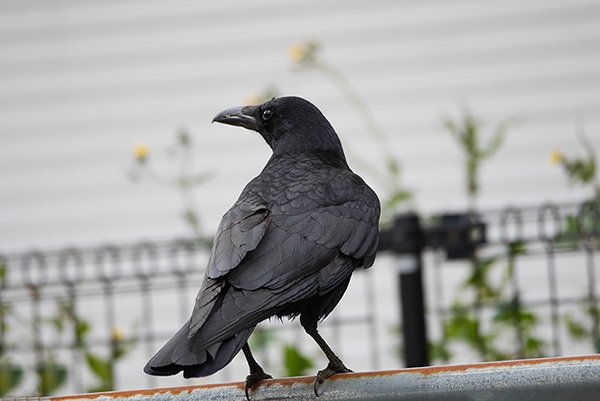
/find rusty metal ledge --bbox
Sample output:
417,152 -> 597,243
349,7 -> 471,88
47,355 -> 600,401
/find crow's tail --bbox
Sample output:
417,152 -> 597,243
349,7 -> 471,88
143,319 -> 254,378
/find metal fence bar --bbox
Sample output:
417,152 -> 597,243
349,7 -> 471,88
43,355 -> 600,401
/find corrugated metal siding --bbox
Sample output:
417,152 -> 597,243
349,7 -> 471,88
1,0 -> 599,250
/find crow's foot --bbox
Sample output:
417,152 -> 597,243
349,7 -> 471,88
313,361 -> 352,397
244,370 -> 272,401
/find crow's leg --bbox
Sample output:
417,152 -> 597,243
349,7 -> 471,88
242,343 -> 272,401
300,315 -> 352,396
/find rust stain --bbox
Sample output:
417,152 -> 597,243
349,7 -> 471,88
50,354 -> 600,400
261,375 -> 315,388
52,382 -> 243,401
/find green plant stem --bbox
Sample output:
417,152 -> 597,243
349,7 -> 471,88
316,62 -> 394,158
309,60 -> 411,210
469,253 -> 489,359
576,127 -> 600,195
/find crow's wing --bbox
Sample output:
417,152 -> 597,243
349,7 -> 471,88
207,200 -> 271,278
189,169 -> 379,345
188,201 -> 270,337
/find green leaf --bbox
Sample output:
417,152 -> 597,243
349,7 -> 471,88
447,316 -> 479,344
480,120 -> 510,159
564,314 -> 589,340
249,327 -> 274,353
508,241 -> 527,257
465,257 -> 495,287
76,320 -> 90,347
594,337 -> 600,354
177,129 -> 191,147
36,359 -> 67,396
0,359 -> 23,397
0,303 -> 11,335
282,345 -> 313,377
482,336 -> 511,361
524,337 -> 546,358
85,352 -> 112,384
428,341 -> 451,363
562,155 -> 597,185
444,108 -> 512,200
114,336 -> 137,360
50,316 -> 64,333
462,257 -> 500,301
444,305 -> 480,345
555,215 -> 581,247
493,299 -> 537,333
0,262 -> 6,284
88,383 -> 113,393
578,198 -> 600,239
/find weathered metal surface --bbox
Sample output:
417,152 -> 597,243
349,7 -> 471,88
46,355 -> 600,401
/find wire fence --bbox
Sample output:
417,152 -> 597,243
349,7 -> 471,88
421,201 -> 600,364
0,200 -> 598,397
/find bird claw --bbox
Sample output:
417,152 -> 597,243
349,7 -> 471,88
313,362 -> 352,397
244,371 -> 272,401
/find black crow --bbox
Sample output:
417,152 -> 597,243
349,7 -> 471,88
144,96 -> 380,398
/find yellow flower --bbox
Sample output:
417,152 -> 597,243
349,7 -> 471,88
244,95 -> 260,106
111,327 -> 124,342
549,149 -> 562,166
134,142 -> 148,162
289,44 -> 306,63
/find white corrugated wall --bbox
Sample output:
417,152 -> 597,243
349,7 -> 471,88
2,0 -> 599,250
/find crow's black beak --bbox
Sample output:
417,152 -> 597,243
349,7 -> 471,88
212,105 -> 258,131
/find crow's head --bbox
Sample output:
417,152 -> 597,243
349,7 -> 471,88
213,96 -> 346,159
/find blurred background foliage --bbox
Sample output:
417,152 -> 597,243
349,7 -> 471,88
0,288 -> 137,396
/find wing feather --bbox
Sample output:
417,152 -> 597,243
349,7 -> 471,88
189,202 -> 269,337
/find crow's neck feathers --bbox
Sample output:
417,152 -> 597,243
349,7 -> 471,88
265,106 -> 347,165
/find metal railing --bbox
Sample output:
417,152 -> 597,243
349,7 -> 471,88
45,356 -> 600,401
1,200 -> 598,398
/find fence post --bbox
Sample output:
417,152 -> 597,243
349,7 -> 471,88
379,213 -> 429,367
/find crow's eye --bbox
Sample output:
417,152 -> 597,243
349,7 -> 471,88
262,109 -> 273,121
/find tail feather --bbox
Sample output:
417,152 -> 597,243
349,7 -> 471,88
143,319 -> 254,377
